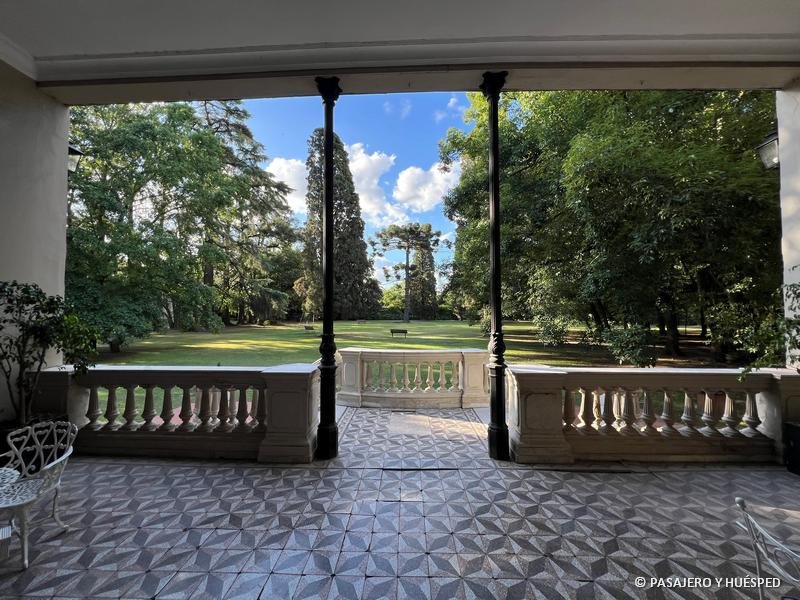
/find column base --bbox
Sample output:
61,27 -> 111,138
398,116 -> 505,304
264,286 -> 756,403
488,424 -> 510,461
315,422 -> 339,460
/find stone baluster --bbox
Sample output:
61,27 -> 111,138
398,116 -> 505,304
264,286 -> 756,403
378,361 -> 386,391
451,360 -> 460,391
639,389 -> 657,435
445,360 -> 458,391
102,386 -> 120,431
159,386 -> 176,431
390,363 -> 398,392
700,390 -> 723,436
121,385 -> 138,430
414,361 -> 422,391
402,363 -> 411,392
680,389 -> 702,437
177,386 -> 196,432
617,387 -> 638,435
364,361 -> 372,392
562,388 -> 576,433
592,389 -> 602,427
140,384 -> 157,431
228,390 -> 237,427
197,387 -> 214,431
742,390 -> 765,437
235,385 -> 250,431
435,361 -> 443,391
576,388 -> 597,434
597,388 -> 617,434
216,386 -> 233,432
719,390 -> 743,437
253,387 -> 268,432
423,362 -> 432,392
658,389 -> 679,436
86,386 -> 102,431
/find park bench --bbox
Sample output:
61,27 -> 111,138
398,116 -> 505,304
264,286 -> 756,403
304,325 -> 315,331
390,328 -> 408,338
356,319 -> 367,324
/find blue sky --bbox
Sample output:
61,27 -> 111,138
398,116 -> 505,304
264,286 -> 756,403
243,92 -> 474,287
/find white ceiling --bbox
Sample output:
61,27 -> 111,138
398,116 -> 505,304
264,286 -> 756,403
1,0 -> 799,103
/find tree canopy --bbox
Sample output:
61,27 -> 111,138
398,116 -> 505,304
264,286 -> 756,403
68,101 -> 298,350
440,90 -> 781,364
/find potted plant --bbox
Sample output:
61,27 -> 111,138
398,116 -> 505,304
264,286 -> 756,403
0,281 -> 96,429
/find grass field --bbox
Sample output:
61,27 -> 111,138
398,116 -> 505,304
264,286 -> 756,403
99,320 -> 722,368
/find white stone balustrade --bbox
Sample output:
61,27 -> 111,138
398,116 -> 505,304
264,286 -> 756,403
507,365 -> 800,464
35,363 -> 320,463
336,348 -> 488,409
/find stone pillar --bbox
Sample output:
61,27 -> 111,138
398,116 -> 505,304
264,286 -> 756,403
460,350 -> 489,407
336,348 -> 363,407
0,62 -> 70,420
778,84 -> 800,366
507,367 -> 574,464
258,364 -> 320,463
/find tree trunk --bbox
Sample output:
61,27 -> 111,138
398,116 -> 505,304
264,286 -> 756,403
665,308 -> 682,356
109,339 -> 121,353
699,305 -> 708,339
656,311 -> 667,336
589,303 -> 604,331
402,245 -> 411,323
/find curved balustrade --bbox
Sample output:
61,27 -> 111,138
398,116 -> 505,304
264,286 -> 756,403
336,348 -> 488,409
507,365 -> 800,464
36,364 -> 321,463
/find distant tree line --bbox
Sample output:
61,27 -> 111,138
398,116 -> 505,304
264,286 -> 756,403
439,90 -> 783,365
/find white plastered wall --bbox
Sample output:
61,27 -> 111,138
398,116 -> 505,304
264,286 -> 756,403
0,62 -> 69,419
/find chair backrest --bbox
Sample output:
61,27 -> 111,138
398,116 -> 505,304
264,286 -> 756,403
736,497 -> 800,585
5,421 -> 78,479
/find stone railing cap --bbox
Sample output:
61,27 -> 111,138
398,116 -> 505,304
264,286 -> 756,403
261,363 -> 318,374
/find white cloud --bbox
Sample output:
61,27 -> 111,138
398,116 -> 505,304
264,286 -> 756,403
345,142 -> 408,227
383,99 -> 412,119
439,230 -> 455,245
434,94 -> 467,122
392,160 -> 462,213
266,157 -> 307,214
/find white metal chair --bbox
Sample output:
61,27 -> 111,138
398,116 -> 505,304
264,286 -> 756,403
0,421 -> 77,569
736,497 -> 800,600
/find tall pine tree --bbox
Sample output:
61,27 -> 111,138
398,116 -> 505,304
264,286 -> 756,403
409,228 -> 439,320
372,222 -> 441,322
297,128 -> 381,320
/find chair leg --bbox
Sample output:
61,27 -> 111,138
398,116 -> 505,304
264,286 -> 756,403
52,488 -> 68,531
17,508 -> 29,570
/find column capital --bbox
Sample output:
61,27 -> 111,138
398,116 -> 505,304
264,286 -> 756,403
480,71 -> 508,99
316,76 -> 342,104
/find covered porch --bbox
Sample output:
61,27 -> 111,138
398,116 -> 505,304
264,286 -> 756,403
0,407 -> 798,598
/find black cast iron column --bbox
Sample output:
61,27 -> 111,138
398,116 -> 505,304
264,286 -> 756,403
480,71 -> 510,461
315,76 -> 342,460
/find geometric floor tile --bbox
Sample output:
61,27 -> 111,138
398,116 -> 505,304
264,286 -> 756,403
0,407 -> 797,599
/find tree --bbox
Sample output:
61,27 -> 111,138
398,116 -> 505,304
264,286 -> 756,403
409,234 -> 438,320
372,223 -> 441,322
68,101 -> 295,349
440,90 -> 781,363
297,128 -> 381,320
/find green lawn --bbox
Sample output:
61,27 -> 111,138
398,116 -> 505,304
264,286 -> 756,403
98,320 -> 720,368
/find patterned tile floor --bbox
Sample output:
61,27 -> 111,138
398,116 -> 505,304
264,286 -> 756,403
0,407 -> 799,599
